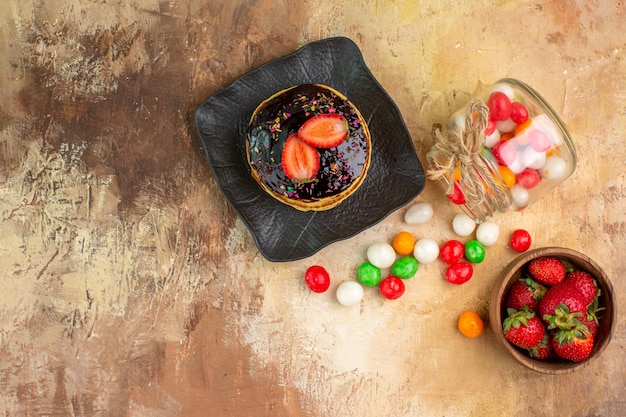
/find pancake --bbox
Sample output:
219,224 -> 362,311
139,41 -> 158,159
246,84 -> 371,211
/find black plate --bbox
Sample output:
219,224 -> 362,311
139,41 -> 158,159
195,37 -> 425,262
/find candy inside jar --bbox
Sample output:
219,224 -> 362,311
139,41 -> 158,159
426,78 -> 576,222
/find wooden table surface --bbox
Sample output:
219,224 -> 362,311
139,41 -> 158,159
1,1 -> 624,416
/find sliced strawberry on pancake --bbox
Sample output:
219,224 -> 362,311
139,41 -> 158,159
298,113 -> 349,148
282,133 -> 320,181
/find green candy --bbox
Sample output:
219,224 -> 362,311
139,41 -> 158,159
391,256 -> 419,279
358,262 -> 382,287
465,239 -> 486,263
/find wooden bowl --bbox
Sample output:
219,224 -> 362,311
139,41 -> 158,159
490,247 -> 616,374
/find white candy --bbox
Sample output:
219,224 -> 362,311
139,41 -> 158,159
490,83 -> 515,100
476,221 -> 500,246
511,184 -> 530,208
452,213 -> 476,237
521,146 -> 547,170
413,238 -> 440,264
336,281 -> 364,307
484,129 -> 501,148
404,202 -> 434,225
540,155 -> 567,180
506,154 -> 526,174
448,111 -> 466,131
496,118 -> 517,133
366,242 -> 396,268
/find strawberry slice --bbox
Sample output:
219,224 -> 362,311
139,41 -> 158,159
281,133 -> 320,181
298,114 -> 349,148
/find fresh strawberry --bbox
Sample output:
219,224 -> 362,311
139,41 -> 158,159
565,270 -> 598,306
552,325 -> 594,362
539,282 -> 587,326
505,277 -> 547,314
528,333 -> 556,360
298,113 -> 349,148
543,303 -> 585,333
281,133 -> 320,181
580,292 -> 604,336
580,315 -> 599,337
503,306 -> 546,349
528,256 -> 566,286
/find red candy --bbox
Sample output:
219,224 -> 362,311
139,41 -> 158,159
516,168 -> 541,189
509,229 -> 532,253
447,182 -> 466,205
440,240 -> 465,265
510,102 -> 529,124
487,92 -> 512,121
380,276 -> 405,300
304,265 -> 331,293
445,262 -> 474,285
485,118 -> 497,136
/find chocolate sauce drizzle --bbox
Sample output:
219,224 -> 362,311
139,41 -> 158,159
247,84 -> 369,203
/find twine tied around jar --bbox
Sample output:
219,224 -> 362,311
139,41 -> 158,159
426,100 -> 511,218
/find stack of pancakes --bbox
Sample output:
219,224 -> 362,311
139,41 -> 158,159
246,84 -> 371,211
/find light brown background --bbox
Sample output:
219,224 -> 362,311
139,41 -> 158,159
1,1 -> 624,416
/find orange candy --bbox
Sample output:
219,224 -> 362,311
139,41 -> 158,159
457,310 -> 484,338
500,132 -> 515,142
392,231 -> 416,255
514,118 -> 532,136
497,165 -> 517,188
453,167 -> 462,181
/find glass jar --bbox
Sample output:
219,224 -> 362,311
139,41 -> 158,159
426,78 -> 577,222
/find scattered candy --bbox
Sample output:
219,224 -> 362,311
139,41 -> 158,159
392,231 -> 416,255
445,262 -> 474,285
404,202 -> 434,224
509,229 -> 532,252
367,242 -> 396,269
392,256 -> 419,279
476,221 -> 500,246
357,262 -> 382,287
457,310 -> 484,338
413,238 -> 440,264
440,240 -> 465,265
336,281 -> 364,306
379,276 -> 405,300
452,213 -> 476,237
304,265 -> 331,293
464,240 -> 486,263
